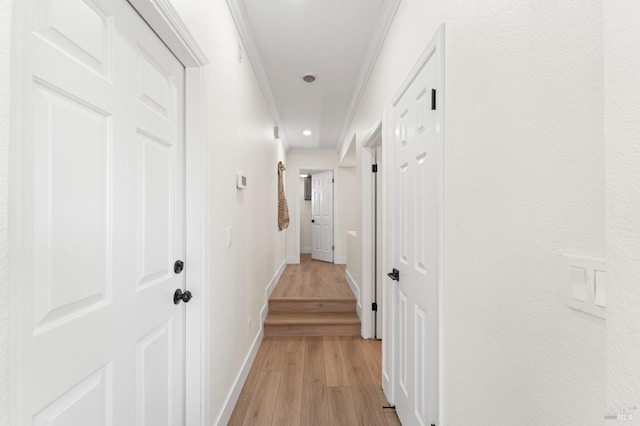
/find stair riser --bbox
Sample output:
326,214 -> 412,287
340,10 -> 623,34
264,323 -> 361,337
269,300 -> 356,313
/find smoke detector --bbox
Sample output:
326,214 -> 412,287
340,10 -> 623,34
302,74 -> 316,83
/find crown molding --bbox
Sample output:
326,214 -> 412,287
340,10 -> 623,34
336,0 -> 401,149
129,0 -> 209,66
225,0 -> 289,151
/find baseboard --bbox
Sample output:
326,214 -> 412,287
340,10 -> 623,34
334,256 -> 347,265
215,328 -> 264,426
216,258 -> 287,425
287,256 -> 300,264
261,258 -> 287,322
300,247 -> 311,254
345,269 -> 361,319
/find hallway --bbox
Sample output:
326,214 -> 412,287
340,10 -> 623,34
230,256 -> 398,425
3,0 -> 640,424
228,336 -> 399,426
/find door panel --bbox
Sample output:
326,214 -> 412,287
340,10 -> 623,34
391,37 -> 442,426
311,171 -> 334,262
18,0 -> 186,424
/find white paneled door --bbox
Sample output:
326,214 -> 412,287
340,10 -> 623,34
17,0 -> 187,424
311,171 -> 334,263
390,32 -> 443,426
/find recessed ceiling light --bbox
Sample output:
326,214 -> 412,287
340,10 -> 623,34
303,130 -> 312,136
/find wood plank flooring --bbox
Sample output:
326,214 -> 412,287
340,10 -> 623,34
264,255 -> 360,337
229,336 -> 400,426
270,254 -> 353,298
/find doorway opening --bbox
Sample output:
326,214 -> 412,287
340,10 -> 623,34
296,167 -> 336,263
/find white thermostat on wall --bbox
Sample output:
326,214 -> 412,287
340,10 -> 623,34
236,174 -> 247,189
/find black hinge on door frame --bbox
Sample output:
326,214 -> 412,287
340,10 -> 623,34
372,164 -> 378,173
431,88 -> 437,110
332,178 -> 334,183
372,302 -> 378,312
332,245 -> 334,251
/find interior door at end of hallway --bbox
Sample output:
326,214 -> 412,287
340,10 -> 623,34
311,171 -> 334,263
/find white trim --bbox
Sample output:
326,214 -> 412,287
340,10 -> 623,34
345,269 -> 362,321
287,256 -> 299,265
128,0 -> 208,67
225,0 -> 288,150
336,0 -> 401,149
295,167 -> 338,264
260,259 -> 287,322
362,119 -> 383,149
300,247 -> 312,254
334,256 -> 347,265
219,259 -> 286,425
226,0 -> 399,152
8,1 -> 26,423
391,25 -> 440,107
360,119 -> 383,340
216,328 -> 264,426
126,3 -> 211,425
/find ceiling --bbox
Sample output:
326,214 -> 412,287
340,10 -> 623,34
227,0 -> 400,150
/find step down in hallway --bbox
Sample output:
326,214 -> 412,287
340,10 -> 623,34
264,297 -> 360,337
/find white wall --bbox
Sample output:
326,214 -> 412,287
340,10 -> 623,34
346,231 -> 361,315
167,1 -> 287,424
299,178 -> 312,252
285,151 -> 356,263
345,1 -> 606,424
605,1 -> 640,421
0,1 -> 11,423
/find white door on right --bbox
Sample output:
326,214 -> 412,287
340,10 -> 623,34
311,171 -> 334,262
390,31 -> 443,426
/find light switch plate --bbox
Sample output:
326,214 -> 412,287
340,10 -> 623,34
563,253 -> 606,319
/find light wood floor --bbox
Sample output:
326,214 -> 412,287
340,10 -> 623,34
228,336 -> 400,426
270,254 -> 354,298
230,257 -> 398,425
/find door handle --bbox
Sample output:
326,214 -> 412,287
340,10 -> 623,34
311,219 -> 315,223
174,288 -> 192,304
387,268 -> 400,281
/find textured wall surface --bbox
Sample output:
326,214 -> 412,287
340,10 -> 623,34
345,0 -> 606,424
0,1 -> 11,424
605,2 -> 640,423
166,1 -> 287,423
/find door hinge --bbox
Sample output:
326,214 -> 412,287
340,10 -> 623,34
372,164 -> 378,173
431,88 -> 437,110
332,178 -> 334,183
372,302 -> 378,312
332,245 -> 334,250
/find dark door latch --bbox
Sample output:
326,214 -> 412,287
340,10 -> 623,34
174,260 -> 184,274
387,268 -> 400,281
174,288 -> 192,304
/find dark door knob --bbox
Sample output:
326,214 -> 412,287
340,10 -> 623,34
387,268 -> 400,281
311,219 -> 315,223
174,288 -> 192,304
174,260 -> 184,274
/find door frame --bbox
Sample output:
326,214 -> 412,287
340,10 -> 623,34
360,119 -> 382,340
7,1 -> 210,425
294,167 -> 338,264
387,24 -> 445,425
